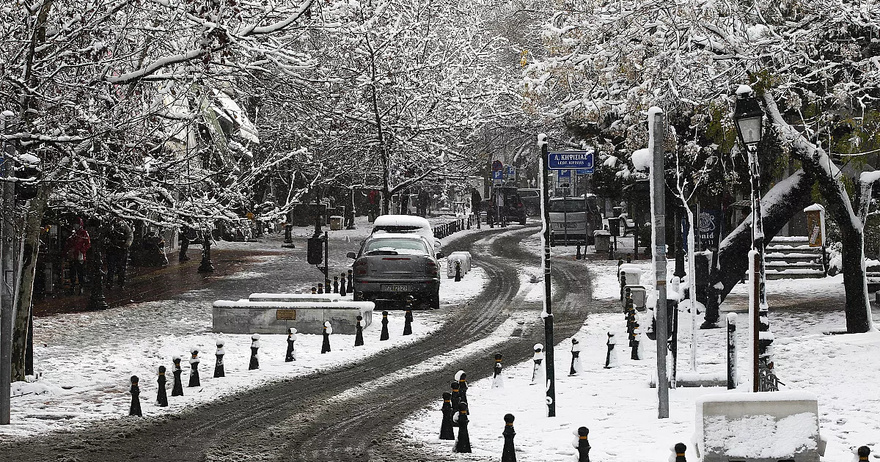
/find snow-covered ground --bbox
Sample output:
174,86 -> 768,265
4,219 -> 880,462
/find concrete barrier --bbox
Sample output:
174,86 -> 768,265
248,293 -> 342,302
447,251 -> 472,278
213,299 -> 374,335
694,391 -> 825,462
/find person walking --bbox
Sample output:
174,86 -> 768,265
65,217 -> 91,295
105,217 -> 133,288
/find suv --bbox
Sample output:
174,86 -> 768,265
518,188 -> 541,216
485,186 -> 527,225
347,233 -> 441,309
549,195 -> 601,245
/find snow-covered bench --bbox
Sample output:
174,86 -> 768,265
447,251 -> 472,278
212,299 -> 374,335
694,391 -> 825,462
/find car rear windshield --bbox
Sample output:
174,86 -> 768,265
364,238 -> 429,255
550,199 -> 587,213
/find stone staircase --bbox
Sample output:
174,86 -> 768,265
764,236 -> 827,280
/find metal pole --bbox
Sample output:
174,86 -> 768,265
747,144 -> 772,391
650,109 -> 669,419
538,135 -> 556,417
0,110 -> 15,424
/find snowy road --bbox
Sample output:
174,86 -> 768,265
0,224 -> 598,461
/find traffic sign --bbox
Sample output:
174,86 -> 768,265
492,160 -> 503,172
557,169 -> 571,179
548,151 -> 593,172
506,166 -> 516,180
492,170 -> 503,180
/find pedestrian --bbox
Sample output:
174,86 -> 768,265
502,413 -> 516,462
531,344 -> 545,385
105,217 -> 133,288
129,375 -> 142,417
171,356 -> 184,396
439,392 -> 455,440
249,334 -> 260,370
321,321 -> 332,354
380,311 -> 389,341
604,332 -> 618,369
65,217 -> 91,295
179,225 -> 191,262
570,338 -> 582,376
156,366 -> 168,407
492,353 -> 504,388
572,427 -> 590,462
214,340 -> 226,377
453,402 -> 471,453
354,316 -> 364,347
455,370 -> 468,404
286,328 -> 297,361
188,347 -> 200,387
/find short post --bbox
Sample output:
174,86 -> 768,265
214,340 -> 225,377
188,348 -> 201,387
129,375 -> 142,417
575,244 -> 582,260
286,328 -> 297,362
573,427 -> 590,462
347,269 -> 353,289
354,316 -> 364,346
439,392 -> 455,440
619,272 -> 628,302
501,413 -> 516,462
380,311 -> 390,341
317,283 -> 324,294
454,260 -> 462,282
339,272 -> 347,296
453,402 -> 471,453
249,334 -> 260,370
673,442 -> 687,461
492,353 -> 504,388
727,313 -> 737,389
604,332 -> 618,369
451,380 -> 461,412
333,276 -> 339,294
857,446 -> 871,461
171,356 -> 184,396
321,321 -> 332,353
531,344 -> 545,385
156,366 -> 168,407
455,370 -> 468,404
630,322 -> 642,360
569,338 -> 582,376
310,286 -> 317,294
403,303 -> 414,336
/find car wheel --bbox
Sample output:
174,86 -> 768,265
429,291 -> 440,310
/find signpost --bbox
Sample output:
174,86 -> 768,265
548,151 -> 594,172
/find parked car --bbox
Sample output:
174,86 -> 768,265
371,214 -> 441,256
485,186 -> 527,225
347,233 -> 441,309
518,188 -> 541,216
549,195 -> 601,245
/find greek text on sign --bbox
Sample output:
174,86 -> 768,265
548,151 -> 594,172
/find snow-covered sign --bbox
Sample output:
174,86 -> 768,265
548,151 -> 593,172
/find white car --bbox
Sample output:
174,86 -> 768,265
370,214 -> 442,256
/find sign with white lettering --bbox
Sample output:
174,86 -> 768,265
548,151 -> 594,172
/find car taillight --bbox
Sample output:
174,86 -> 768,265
354,259 -> 368,276
426,259 -> 438,277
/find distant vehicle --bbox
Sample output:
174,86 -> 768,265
347,233 -> 441,309
371,214 -> 441,255
485,186 -> 527,225
518,188 -> 541,216
549,195 -> 601,246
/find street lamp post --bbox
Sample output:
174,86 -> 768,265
733,85 -> 776,392
537,134 -> 556,418
1,109 -> 15,424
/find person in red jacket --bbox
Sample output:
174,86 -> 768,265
65,217 -> 91,294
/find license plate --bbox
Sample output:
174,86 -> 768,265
382,284 -> 413,292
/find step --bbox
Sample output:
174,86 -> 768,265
765,268 -> 826,279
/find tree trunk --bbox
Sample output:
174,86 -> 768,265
707,169 -> 815,318
12,186 -> 49,381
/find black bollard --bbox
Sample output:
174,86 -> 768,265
858,446 -> 871,461
317,283 -> 324,294
450,380 -> 461,415
625,289 -> 635,346
455,370 -> 468,404
453,402 -> 471,453
570,338 -> 582,376
403,304 -> 413,336
501,413 -> 516,462
492,353 -> 504,388
619,272 -> 628,302
347,269 -> 353,290
286,328 -> 298,361
673,442 -> 687,461
214,340 -> 226,378
333,276 -> 339,294
380,311 -> 390,341
531,343 -> 545,384
574,427 -> 590,462
576,244 -> 582,260
604,332 -> 618,368
439,392 -> 455,440
454,260 -> 462,282
171,356 -> 184,397
631,322 -> 642,360
340,272 -> 347,296
129,375 -> 142,417
249,334 -> 260,370
321,321 -> 332,354
311,286 -> 317,294
156,366 -> 168,407
354,316 -> 364,346
188,348 -> 201,387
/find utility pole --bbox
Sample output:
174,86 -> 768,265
650,108 -> 669,419
1,109 -> 16,424
537,134 -> 556,417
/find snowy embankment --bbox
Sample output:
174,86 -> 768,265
401,236 -> 880,461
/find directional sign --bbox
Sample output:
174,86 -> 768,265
548,151 -> 594,172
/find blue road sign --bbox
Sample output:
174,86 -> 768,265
548,151 -> 593,172
492,170 -> 503,180
557,169 -> 571,179
575,169 -> 591,175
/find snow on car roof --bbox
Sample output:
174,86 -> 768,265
372,214 -> 432,228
